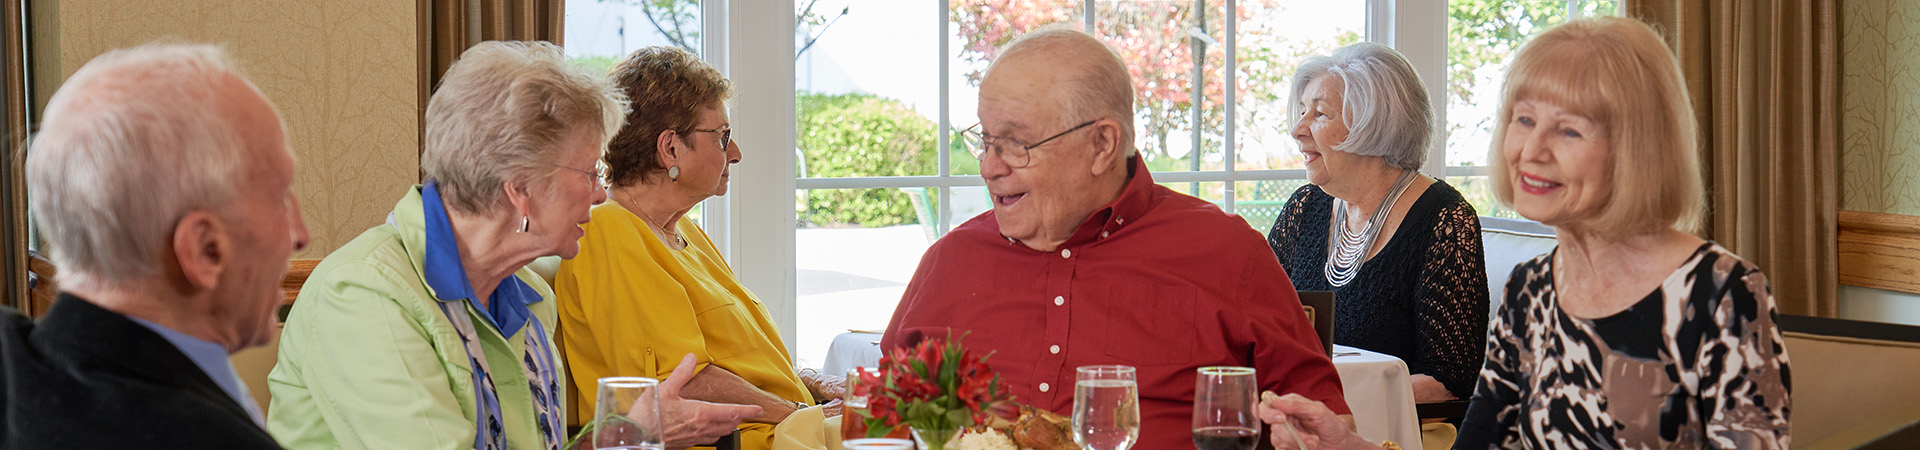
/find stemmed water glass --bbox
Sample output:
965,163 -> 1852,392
591,377 -> 665,450
1073,365 -> 1140,450
1192,366 -> 1261,450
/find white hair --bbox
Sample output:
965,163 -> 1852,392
991,25 -> 1137,157
1288,42 -> 1434,170
422,41 -> 629,215
26,43 -> 258,291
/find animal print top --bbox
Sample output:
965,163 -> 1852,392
1455,242 -> 1791,449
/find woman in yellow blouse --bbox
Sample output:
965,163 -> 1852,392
553,46 -> 843,450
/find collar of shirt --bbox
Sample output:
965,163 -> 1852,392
1032,155 -> 1159,250
420,179 -> 540,337
127,316 -> 263,425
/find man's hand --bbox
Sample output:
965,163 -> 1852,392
799,369 -> 848,402
644,354 -> 763,450
1256,392 -> 1376,450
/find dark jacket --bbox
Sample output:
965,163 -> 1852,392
0,293 -> 282,449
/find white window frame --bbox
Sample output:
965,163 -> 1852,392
705,0 -> 1583,357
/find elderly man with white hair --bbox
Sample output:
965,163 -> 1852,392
881,26 -> 1352,450
2,43 -> 308,449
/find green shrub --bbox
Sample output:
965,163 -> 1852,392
797,92 -> 938,227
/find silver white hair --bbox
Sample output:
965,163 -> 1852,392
422,41 -> 628,215
1288,41 -> 1434,170
26,43 -> 258,291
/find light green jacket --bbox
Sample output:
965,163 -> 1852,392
266,186 -> 563,450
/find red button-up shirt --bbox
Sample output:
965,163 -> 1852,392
882,157 -> 1350,449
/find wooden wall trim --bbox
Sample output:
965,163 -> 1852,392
1838,210 -> 1920,294
282,259 -> 320,306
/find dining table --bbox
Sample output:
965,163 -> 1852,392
808,332 -> 1423,450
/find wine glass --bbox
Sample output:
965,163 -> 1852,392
1073,365 -> 1140,450
592,377 -> 665,450
1192,366 -> 1261,450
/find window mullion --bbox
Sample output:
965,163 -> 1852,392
1224,0 -> 1237,213
937,0 -> 952,235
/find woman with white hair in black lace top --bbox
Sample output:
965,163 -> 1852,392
1267,41 -> 1490,404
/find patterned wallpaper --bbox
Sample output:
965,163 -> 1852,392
1842,0 -> 1920,215
54,0 -> 420,257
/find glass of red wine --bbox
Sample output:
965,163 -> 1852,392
1192,366 -> 1260,450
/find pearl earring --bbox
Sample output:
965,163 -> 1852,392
668,166 -> 680,182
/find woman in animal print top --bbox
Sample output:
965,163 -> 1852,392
1250,16 -> 1791,450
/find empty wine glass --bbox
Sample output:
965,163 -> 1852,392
592,377 -> 664,450
1192,366 -> 1260,450
1073,365 -> 1140,450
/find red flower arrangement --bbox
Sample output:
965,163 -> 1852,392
853,332 -> 1019,447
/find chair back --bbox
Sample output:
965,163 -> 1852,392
1780,315 -> 1920,448
1298,291 -> 1335,357
1478,216 -> 1557,314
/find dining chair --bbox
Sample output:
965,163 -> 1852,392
1298,291 -> 1335,357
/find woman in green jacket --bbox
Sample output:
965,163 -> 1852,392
265,41 -> 759,450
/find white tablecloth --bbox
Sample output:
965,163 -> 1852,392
820,334 -> 1422,449
822,331 -> 885,376
1331,344 -> 1422,450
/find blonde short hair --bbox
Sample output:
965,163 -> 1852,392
27,43 -> 258,290
990,25 -> 1137,157
422,41 -> 628,214
1488,16 -> 1702,235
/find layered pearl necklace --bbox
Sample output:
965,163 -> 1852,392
1323,169 -> 1418,287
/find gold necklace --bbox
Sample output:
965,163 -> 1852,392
617,191 -> 687,248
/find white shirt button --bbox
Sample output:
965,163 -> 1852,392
1061,249 -> 1072,259
1100,231 -> 1110,239
1039,382 -> 1051,392
1053,296 -> 1065,306
1050,345 -> 1060,354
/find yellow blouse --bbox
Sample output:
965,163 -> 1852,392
554,202 -> 811,450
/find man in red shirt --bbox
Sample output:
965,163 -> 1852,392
881,26 -> 1352,449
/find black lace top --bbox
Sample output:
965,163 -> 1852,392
1266,180 -> 1490,399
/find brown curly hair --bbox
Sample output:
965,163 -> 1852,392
605,46 -> 733,188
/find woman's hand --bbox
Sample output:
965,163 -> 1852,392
1257,392 -> 1378,450
642,354 -> 764,450
1410,374 -> 1458,404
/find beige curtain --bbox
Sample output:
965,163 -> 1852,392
417,0 -> 565,164
3,0 -> 27,311
1624,0 -> 1840,317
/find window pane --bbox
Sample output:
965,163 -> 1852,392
565,0 -> 702,64
1236,179 -> 1310,232
1445,176 -> 1524,220
1237,0 -> 1365,172
797,0 -> 942,179
1095,0 -> 1230,174
794,188 -> 931,368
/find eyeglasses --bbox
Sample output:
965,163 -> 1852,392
687,127 -> 733,149
553,163 -> 607,190
959,120 -> 1097,168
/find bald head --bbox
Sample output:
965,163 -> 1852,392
27,43 -> 281,291
984,26 -> 1136,156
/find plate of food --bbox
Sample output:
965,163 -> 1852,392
949,405 -> 1082,450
